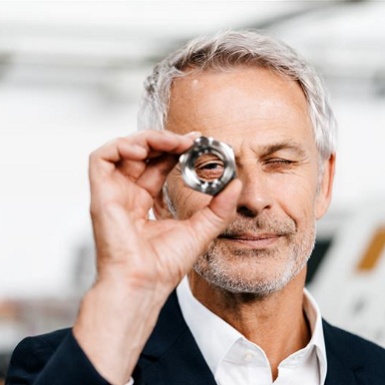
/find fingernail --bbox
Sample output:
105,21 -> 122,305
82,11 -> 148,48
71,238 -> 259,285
185,131 -> 202,137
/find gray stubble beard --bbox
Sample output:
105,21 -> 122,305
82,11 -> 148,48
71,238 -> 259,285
163,182 -> 317,297
192,215 -> 317,297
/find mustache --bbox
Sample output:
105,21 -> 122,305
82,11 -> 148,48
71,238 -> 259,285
219,214 -> 296,238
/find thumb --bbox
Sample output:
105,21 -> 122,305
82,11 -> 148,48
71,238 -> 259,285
185,178 -> 243,256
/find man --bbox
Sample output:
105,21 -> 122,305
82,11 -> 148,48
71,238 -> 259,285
6,30 -> 385,385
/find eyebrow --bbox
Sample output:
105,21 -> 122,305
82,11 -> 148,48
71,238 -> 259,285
235,140 -> 308,159
262,140 -> 308,157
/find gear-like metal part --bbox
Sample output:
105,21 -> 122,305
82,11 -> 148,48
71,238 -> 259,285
179,136 -> 237,196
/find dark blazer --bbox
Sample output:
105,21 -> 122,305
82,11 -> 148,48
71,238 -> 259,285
6,291 -> 385,385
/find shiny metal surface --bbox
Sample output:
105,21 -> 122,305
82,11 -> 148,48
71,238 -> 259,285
179,136 -> 236,196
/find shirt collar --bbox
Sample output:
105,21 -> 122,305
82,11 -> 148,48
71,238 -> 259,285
176,276 -> 327,384
303,286 -> 328,384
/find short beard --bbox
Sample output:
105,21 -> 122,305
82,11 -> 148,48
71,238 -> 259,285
163,182 -> 317,297
193,216 -> 316,297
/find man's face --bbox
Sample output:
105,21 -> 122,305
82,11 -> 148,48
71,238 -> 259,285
158,66 -> 333,295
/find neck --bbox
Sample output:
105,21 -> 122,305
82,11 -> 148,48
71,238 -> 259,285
188,269 -> 310,381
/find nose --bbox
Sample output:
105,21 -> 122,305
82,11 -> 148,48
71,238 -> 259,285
235,166 -> 273,218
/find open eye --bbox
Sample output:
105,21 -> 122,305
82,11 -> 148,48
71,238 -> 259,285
200,163 -> 222,170
195,162 -> 224,181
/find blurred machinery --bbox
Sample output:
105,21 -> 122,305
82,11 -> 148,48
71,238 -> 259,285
310,200 -> 385,345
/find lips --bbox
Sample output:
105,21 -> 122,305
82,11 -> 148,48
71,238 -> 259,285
219,233 -> 283,249
220,233 -> 281,241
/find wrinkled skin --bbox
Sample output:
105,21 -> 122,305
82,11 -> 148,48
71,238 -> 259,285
155,66 -> 335,296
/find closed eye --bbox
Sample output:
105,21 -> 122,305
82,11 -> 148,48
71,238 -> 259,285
265,159 -> 294,165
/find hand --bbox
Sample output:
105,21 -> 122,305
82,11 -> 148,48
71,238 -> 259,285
90,129 -> 242,293
73,129 -> 242,385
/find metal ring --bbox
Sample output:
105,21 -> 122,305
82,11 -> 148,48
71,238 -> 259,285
179,136 -> 237,196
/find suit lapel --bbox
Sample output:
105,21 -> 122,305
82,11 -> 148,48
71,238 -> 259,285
323,320 -> 361,385
324,348 -> 358,385
137,291 -> 217,385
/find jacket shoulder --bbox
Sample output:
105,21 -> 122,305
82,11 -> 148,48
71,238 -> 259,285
6,328 -> 71,384
323,319 -> 385,367
6,328 -> 109,385
19,328 -> 72,352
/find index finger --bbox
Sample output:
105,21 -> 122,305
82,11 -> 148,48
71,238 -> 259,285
96,130 -> 198,164
89,130 -> 201,182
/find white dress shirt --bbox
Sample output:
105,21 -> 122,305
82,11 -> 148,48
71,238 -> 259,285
176,276 -> 327,385
126,276 -> 327,385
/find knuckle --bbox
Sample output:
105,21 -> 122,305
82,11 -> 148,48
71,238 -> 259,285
115,137 -> 125,146
89,200 -> 100,219
113,137 -> 126,151
134,129 -> 152,140
88,151 -> 98,164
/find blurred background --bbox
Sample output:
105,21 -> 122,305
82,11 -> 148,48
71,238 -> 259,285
1,0 -> 385,381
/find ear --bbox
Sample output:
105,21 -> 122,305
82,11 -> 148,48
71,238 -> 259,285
315,153 -> 336,220
153,187 -> 175,220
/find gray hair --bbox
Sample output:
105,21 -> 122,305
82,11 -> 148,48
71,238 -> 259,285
138,30 -> 337,215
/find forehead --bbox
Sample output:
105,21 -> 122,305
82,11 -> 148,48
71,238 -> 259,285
166,66 -> 314,150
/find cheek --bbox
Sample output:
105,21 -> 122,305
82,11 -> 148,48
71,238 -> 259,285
269,172 -> 317,227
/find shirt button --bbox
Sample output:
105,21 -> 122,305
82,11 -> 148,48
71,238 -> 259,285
243,350 -> 256,362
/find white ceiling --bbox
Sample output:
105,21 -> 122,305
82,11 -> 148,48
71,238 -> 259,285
0,1 -> 328,67
0,1 -> 383,94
